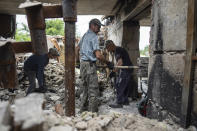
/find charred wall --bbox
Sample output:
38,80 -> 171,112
147,0 -> 188,124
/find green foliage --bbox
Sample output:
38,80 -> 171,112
15,23 -> 31,41
45,19 -> 64,36
15,29 -> 31,41
140,45 -> 149,56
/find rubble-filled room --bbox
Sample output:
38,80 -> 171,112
0,0 -> 197,131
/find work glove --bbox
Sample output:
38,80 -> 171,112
106,61 -> 114,70
75,60 -> 80,69
109,71 -> 116,78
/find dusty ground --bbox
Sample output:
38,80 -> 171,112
0,58 -> 196,131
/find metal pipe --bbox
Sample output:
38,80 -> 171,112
62,0 -> 77,116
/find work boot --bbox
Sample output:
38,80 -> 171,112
35,87 -> 47,93
123,101 -> 129,105
109,103 -> 123,108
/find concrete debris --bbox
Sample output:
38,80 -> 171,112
13,93 -> 45,131
49,125 -> 73,131
0,56 -> 196,130
0,102 -> 11,131
137,57 -> 149,77
50,95 -> 60,101
75,121 -> 88,130
55,104 -> 64,116
0,125 -> 10,131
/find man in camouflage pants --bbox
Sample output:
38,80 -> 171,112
76,19 -> 113,112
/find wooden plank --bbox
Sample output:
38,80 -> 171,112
133,5 -> 151,21
62,0 -> 77,116
181,0 -> 197,128
122,0 -> 151,21
43,5 -> 63,18
12,42 -> 32,53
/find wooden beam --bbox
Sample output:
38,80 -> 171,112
43,5 -> 63,18
25,5 -> 48,55
133,5 -> 151,21
12,42 -> 32,53
181,0 -> 197,128
62,0 -> 77,116
122,0 -> 151,21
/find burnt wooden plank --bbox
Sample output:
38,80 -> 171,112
122,0 -> 151,21
181,0 -> 197,128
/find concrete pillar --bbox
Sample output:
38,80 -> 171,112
0,14 -> 16,38
147,0 -> 188,124
122,21 -> 140,98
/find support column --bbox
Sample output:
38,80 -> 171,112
0,14 -> 16,38
62,0 -> 77,116
122,21 -> 140,99
147,0 -> 188,125
25,4 -> 48,55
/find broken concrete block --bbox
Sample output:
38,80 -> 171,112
0,102 -> 11,126
13,93 -> 45,131
55,104 -> 64,116
97,116 -> 113,127
0,124 -> 10,131
49,125 -> 73,131
50,95 -> 60,101
75,121 -> 88,130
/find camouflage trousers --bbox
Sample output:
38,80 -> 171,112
80,61 -> 99,112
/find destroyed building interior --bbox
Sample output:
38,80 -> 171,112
0,0 -> 197,131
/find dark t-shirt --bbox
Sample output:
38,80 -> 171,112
115,46 -> 133,73
24,54 -> 49,87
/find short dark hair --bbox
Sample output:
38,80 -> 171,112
105,40 -> 114,48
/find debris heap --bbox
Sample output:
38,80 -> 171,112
1,93 -> 194,131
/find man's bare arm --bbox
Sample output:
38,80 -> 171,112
95,50 -> 109,64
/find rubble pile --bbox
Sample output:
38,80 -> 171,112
1,93 -> 195,131
0,56 -> 67,110
0,56 -> 196,130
